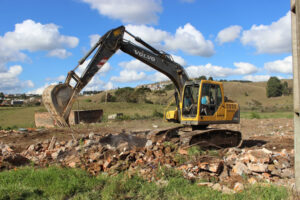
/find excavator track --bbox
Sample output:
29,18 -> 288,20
149,126 -> 242,149
178,128 -> 242,149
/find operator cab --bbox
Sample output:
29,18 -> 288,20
182,80 -> 223,118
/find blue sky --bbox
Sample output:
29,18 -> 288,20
0,0 -> 292,94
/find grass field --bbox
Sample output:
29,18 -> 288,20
0,166 -> 289,200
0,103 -> 294,129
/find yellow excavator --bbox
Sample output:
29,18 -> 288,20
42,26 -> 240,141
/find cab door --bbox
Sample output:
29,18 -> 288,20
199,82 -> 225,120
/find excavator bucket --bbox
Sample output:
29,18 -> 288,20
42,84 -> 76,127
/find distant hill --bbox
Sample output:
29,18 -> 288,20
80,79 -> 293,112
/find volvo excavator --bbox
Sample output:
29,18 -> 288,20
43,26 -> 242,148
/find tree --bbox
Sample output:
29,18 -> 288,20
282,81 -> 292,96
196,75 -> 207,80
208,76 -> 214,81
266,77 -> 283,98
0,92 -> 4,99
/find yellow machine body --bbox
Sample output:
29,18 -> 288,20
165,80 -> 239,126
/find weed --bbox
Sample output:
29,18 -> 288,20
163,141 -> 176,149
206,150 -> 219,157
250,112 -> 261,119
0,166 -> 290,200
188,146 -> 204,156
173,153 -> 187,165
152,110 -> 163,118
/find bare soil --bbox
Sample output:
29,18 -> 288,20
0,118 -> 294,153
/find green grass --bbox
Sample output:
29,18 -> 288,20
0,166 -> 289,200
240,111 -> 293,119
0,106 -> 46,129
0,102 -> 293,129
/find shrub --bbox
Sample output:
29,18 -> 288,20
266,77 -> 283,98
152,110 -> 163,118
164,83 -> 175,90
196,76 -> 207,80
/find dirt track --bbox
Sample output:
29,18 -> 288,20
0,118 -> 294,153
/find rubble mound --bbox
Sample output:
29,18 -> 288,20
0,127 -> 295,193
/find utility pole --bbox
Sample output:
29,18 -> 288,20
291,0 -> 300,192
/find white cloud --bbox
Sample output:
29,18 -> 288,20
119,59 -> 153,71
111,69 -> 146,82
233,62 -> 258,75
47,49 -> 72,59
185,62 -> 258,78
0,65 -> 22,79
243,75 -> 271,82
104,81 -> 114,90
164,23 -> 214,57
123,24 -> 214,57
171,54 -> 187,66
75,59 -> 111,76
45,75 -> 66,82
186,64 -> 232,78
264,56 -> 292,74
27,83 -> 55,95
0,19 -> 78,52
241,12 -> 291,54
147,72 -> 168,82
81,0 -> 162,24
216,25 -> 242,44
125,24 -> 169,46
0,20 -> 78,92
0,65 -> 34,93
0,19 -> 79,76
89,34 -> 101,47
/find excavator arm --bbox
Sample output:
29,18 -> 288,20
42,26 -> 189,127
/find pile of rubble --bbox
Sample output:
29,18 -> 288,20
0,129 -> 295,193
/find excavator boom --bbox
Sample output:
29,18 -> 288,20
42,26 -> 189,126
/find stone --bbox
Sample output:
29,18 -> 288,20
248,177 -> 257,184
68,162 -> 77,168
164,146 -> 171,154
117,142 -> 130,152
178,148 -> 188,155
232,162 -> 249,176
90,152 -> 101,161
242,149 -> 270,164
84,140 -> 94,147
108,113 -> 123,120
273,155 -> 290,169
198,160 -> 223,174
222,186 -> 233,194
233,182 -> 244,192
48,136 -> 57,150
89,132 -> 95,139
51,149 -> 63,160
145,140 -> 153,148
247,163 -> 267,173
281,168 -> 294,178
66,140 -> 77,148
197,182 -> 213,187
212,183 -> 222,191
27,144 -> 35,151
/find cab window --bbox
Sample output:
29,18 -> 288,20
182,84 -> 199,117
200,83 -> 222,116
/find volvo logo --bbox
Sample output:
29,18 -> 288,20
134,50 -> 155,62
